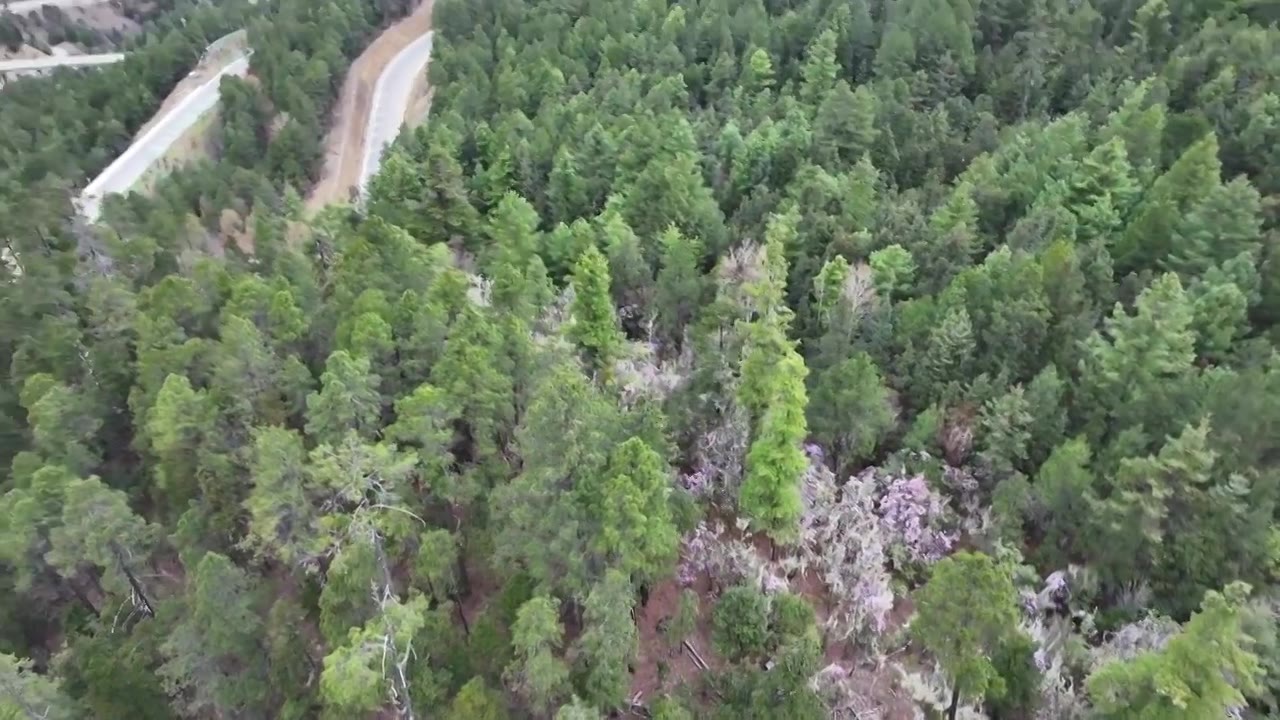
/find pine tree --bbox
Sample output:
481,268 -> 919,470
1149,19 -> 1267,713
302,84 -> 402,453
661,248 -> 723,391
912,552 -> 1022,720
813,81 -> 878,170
1087,582 -> 1260,718
653,226 -> 706,351
0,653 -> 77,720
20,374 -> 101,476
243,426 -> 314,566
160,552 -> 267,718
147,374 -> 217,516
420,133 -> 482,248
48,476 -> 158,616
1115,134 -> 1222,274
321,594 -> 438,718
305,351 -> 383,444
1163,177 -> 1264,279
741,346 -> 809,544
800,30 -> 839,107
868,243 -> 915,299
431,306 -> 515,477
568,244 -> 624,374
447,678 -> 509,720
808,353 -> 895,472
493,359 -> 621,595
506,596 -> 569,714
484,192 -> 554,322
600,206 -> 655,333
1068,137 -> 1140,241
573,571 -> 638,710
588,438 -> 679,585
918,305 -> 976,405
1032,437 -> 1097,569
1077,273 -> 1197,444
742,48 -> 775,95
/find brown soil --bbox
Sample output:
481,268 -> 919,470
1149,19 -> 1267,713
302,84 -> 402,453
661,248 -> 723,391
631,573 -> 723,706
306,0 -> 433,211
65,3 -> 143,37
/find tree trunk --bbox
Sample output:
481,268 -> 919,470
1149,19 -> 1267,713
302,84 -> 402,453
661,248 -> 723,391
372,533 -> 415,720
47,567 -> 98,617
946,683 -> 961,720
454,544 -> 471,596
452,595 -> 470,637
111,543 -> 155,618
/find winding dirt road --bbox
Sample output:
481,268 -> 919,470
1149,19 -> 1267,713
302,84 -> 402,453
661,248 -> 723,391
65,2 -> 434,220
0,51 -> 122,72
306,0 -> 433,209
79,53 -> 251,220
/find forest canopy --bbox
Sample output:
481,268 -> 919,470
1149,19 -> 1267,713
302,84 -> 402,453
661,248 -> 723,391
2,0 -> 1280,717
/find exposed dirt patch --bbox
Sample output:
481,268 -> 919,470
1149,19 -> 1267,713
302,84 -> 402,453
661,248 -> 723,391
306,0 -> 433,211
631,574 -> 723,707
2,1 -> 149,52
404,54 -> 434,130
0,42 -> 43,60
63,3 -> 142,38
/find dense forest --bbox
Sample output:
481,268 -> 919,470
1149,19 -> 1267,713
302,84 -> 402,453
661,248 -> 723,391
2,0 -> 1280,716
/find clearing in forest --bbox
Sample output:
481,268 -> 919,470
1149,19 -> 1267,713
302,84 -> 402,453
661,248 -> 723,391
306,0 -> 433,210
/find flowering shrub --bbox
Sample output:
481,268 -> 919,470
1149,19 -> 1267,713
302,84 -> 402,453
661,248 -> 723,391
876,471 -> 955,566
796,461 -> 895,641
677,520 -> 770,593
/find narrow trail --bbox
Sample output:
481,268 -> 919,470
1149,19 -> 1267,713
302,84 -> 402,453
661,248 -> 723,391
0,52 -> 122,72
306,0 -> 434,210
2,0 -> 107,14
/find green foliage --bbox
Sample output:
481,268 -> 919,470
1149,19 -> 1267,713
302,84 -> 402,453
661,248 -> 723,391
159,552 -> 266,718
912,552 -> 1022,713
321,594 -> 432,717
1087,583 -> 1261,718
0,653 -> 78,720
4,0 -> 1280,711
590,438 -> 679,585
572,571 -> 638,710
505,596 -> 569,714
741,345 -> 809,543
447,677 -> 509,720
868,244 -> 916,299
808,352 -> 895,471
712,585 -> 773,662
305,351 -> 383,444
568,244 -> 624,373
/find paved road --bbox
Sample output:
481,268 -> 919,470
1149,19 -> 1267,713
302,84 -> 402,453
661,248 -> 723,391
358,31 -> 433,196
2,0 -> 107,13
0,52 -> 123,72
80,53 -> 251,220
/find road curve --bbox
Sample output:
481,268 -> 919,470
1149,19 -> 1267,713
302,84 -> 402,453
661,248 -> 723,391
358,31 -> 433,197
0,52 -> 123,72
2,0 -> 107,13
80,53 -> 251,220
